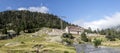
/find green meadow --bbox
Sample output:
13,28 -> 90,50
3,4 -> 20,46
0,33 -> 76,53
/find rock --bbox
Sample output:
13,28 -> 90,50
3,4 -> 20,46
46,36 -> 62,43
48,29 -> 64,36
63,42 -> 68,45
5,42 -> 20,46
31,34 -> 38,37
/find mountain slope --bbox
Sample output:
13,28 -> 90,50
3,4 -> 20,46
0,10 -> 72,33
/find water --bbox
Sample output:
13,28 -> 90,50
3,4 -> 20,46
74,43 -> 120,53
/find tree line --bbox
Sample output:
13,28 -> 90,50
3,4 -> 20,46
85,27 -> 120,41
0,10 -> 72,34
0,10 -> 74,39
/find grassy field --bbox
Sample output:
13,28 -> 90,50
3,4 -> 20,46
0,33 -> 76,53
70,34 -> 120,48
87,34 -> 120,47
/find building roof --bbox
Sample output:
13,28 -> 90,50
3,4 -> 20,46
67,26 -> 84,32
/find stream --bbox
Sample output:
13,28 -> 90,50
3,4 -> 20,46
73,43 -> 120,53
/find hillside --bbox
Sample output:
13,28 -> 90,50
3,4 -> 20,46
0,10 -> 72,34
0,30 -> 76,53
0,10 -> 76,53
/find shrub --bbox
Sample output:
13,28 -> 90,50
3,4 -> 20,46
21,41 -> 25,44
93,38 -> 102,48
106,35 -> 116,41
62,33 -> 74,45
64,51 -> 69,53
62,33 -> 74,39
81,32 -> 88,42
26,28 -> 40,33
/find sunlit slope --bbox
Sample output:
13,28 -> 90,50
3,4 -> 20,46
0,33 -> 76,53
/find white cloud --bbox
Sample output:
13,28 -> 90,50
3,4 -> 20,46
18,6 -> 49,13
18,8 -> 27,10
74,12 -> 120,30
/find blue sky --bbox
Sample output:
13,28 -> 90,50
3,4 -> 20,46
1,0 -> 120,29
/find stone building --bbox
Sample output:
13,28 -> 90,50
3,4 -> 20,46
65,26 -> 84,35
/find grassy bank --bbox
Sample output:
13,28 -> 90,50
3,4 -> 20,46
87,34 -> 120,47
0,33 -> 76,53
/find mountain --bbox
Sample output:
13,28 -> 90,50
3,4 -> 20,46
0,10 -> 72,33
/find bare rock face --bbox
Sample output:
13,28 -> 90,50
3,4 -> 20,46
31,28 -> 52,37
31,28 -> 64,43
48,29 -> 64,36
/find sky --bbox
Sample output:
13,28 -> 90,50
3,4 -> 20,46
1,0 -> 120,30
